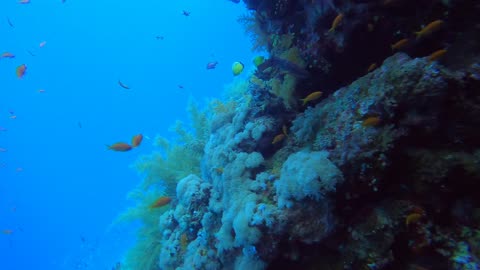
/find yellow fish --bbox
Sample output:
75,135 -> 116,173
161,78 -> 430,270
272,134 -> 286,144
301,91 -> 323,105
329,13 -> 344,32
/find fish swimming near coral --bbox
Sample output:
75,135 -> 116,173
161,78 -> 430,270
267,57 -> 310,79
362,116 -> 381,127
415,20 -> 444,39
253,56 -> 265,67
301,91 -> 323,105
272,134 -> 286,144
232,61 -> 244,76
16,64 -> 27,78
367,63 -> 377,73
329,13 -> 344,32
282,124 -> 288,136
131,134 -> 143,148
391,38 -> 409,51
149,196 -> 172,209
428,49 -> 447,62
1,52 -> 15,59
106,142 -> 132,152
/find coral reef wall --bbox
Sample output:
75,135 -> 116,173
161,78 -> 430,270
123,0 -> 480,269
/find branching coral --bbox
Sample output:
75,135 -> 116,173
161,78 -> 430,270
238,12 -> 270,52
133,99 -> 210,194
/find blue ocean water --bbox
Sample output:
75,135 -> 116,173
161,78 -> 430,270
0,1 -> 256,269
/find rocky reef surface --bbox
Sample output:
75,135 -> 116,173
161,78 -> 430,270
123,0 -> 480,269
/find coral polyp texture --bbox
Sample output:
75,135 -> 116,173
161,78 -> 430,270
121,0 -> 480,269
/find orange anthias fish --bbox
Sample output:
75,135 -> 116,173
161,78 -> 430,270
362,116 -> 381,127
1,52 -> 15,59
39,41 -> 47,48
301,91 -> 323,105
2,229 -> 13,235
428,49 -> 447,61
16,64 -> 27,78
391,38 -> 409,51
106,142 -> 132,152
415,20 -> 444,39
329,13 -> 344,32
131,134 -> 143,147
367,63 -> 377,73
19,0 -> 30,4
149,196 -> 172,209
272,134 -> 286,144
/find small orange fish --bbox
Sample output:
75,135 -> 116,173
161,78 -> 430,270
10,115 -> 17,119
2,229 -> 13,235
1,52 -> 15,58
39,41 -> 47,48
329,13 -> 344,32
428,49 -> 447,61
391,38 -> 409,51
406,213 -> 422,227
16,64 -> 27,78
19,0 -> 30,4
367,63 -> 377,73
282,124 -> 288,136
106,142 -> 132,152
362,116 -> 381,127
214,167 -> 224,174
415,20 -> 444,39
149,196 -> 172,209
131,134 -> 143,147
272,134 -> 286,144
38,89 -> 46,93
301,91 -> 323,105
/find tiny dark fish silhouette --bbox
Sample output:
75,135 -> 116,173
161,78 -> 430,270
182,10 -> 190,16
6,17 -> 14,28
178,85 -> 184,89
156,36 -> 164,40
26,50 -> 36,56
206,61 -> 218,70
118,80 -> 130,89
78,121 -> 82,128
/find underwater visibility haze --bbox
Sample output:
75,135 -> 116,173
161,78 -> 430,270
1,0 -> 256,269
2,0 -> 480,270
